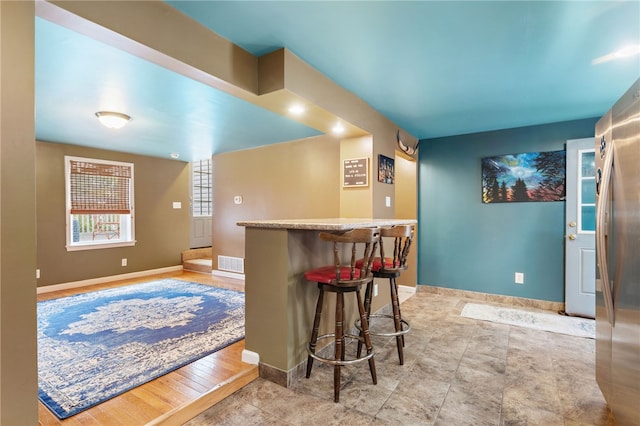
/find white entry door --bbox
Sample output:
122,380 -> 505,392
565,138 -> 596,318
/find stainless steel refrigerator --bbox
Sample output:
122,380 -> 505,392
595,77 -> 640,426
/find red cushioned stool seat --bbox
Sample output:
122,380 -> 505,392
304,265 -> 361,284
356,257 -> 398,272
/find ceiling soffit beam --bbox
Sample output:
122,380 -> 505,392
38,0 -> 258,96
263,48 -> 420,152
37,0 -> 417,147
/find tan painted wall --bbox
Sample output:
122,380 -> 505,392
340,136 -> 373,218
395,154 -> 418,287
36,141 -> 191,286
211,135 -> 341,264
0,1 -> 38,423
280,49 -> 419,219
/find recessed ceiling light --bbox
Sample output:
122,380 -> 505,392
288,104 -> 305,116
95,111 -> 131,129
592,44 -> 640,65
614,44 -> 640,58
332,122 -> 345,134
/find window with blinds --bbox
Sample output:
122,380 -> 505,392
192,159 -> 212,217
65,156 -> 135,250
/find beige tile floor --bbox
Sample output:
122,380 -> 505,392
185,290 -> 616,426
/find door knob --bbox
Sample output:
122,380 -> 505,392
568,221 -> 577,228
568,234 -> 577,240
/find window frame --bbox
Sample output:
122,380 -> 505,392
191,159 -> 212,217
65,155 -> 136,251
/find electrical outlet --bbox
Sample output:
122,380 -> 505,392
515,272 -> 524,284
121,258 -> 127,267
36,269 -> 40,279
373,283 -> 379,297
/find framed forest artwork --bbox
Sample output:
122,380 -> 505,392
481,150 -> 566,203
378,154 -> 394,184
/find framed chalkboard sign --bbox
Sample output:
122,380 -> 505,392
343,157 -> 369,187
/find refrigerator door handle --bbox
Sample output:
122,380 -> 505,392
596,141 -> 615,325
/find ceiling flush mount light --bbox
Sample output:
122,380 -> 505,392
95,111 -> 131,129
170,152 -> 180,159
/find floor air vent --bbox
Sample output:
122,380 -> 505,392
217,255 -> 245,274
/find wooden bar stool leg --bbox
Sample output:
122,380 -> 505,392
306,287 -> 325,378
356,289 -> 377,385
389,277 -> 404,365
334,291 -> 344,402
357,281 -> 374,358
393,277 -> 407,348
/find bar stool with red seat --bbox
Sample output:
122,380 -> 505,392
357,224 -> 414,365
304,227 -> 380,403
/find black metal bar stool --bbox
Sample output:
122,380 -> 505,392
303,227 -> 380,403
357,224 -> 414,365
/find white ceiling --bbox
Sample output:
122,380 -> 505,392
35,1 -> 640,161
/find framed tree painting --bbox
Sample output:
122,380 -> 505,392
378,154 -> 394,184
481,150 -> 566,203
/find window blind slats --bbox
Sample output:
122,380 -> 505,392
70,160 -> 132,214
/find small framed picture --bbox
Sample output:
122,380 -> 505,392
343,157 -> 369,187
378,154 -> 394,184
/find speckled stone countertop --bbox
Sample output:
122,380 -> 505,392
237,218 -> 417,231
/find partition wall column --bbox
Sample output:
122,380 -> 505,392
0,1 -> 38,424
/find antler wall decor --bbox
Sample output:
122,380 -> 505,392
396,129 -> 419,156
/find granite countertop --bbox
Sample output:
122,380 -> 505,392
237,218 -> 417,231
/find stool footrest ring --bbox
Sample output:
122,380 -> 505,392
306,333 -> 375,366
355,314 -> 411,337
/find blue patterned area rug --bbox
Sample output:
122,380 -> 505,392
461,303 -> 595,339
38,279 -> 245,419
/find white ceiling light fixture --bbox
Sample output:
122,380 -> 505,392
95,111 -> 132,129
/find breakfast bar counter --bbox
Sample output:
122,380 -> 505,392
237,218 -> 416,386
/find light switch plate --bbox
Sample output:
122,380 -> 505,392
172,201 -> 181,209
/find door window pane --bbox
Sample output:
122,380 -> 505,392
581,206 -> 596,231
581,179 -> 595,204
581,151 -> 595,177
192,159 -> 212,217
579,150 -> 596,233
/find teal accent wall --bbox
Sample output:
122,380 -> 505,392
418,118 -> 598,302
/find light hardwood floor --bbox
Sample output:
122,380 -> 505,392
37,270 -> 257,426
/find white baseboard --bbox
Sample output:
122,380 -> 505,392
241,349 -> 260,365
398,284 -> 417,304
398,285 -> 417,295
36,265 -> 183,294
213,269 -> 245,281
